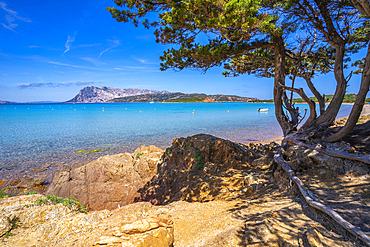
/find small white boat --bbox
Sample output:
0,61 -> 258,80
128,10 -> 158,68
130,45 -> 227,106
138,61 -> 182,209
257,108 -> 268,112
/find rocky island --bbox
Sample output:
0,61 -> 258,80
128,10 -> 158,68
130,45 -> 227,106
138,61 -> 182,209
64,86 -> 258,104
66,86 -> 169,103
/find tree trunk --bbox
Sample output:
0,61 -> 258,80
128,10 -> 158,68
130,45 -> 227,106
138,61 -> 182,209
303,75 -> 326,115
316,43 -> 347,126
273,35 -> 292,136
282,90 -> 299,127
352,0 -> 370,16
324,43 -> 370,142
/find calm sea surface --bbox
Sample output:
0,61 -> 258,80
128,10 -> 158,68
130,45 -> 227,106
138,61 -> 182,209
0,102 -> 352,181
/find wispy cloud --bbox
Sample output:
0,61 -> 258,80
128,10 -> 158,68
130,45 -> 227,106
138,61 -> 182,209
135,34 -> 154,42
0,2 -> 31,32
97,39 -> 120,60
74,43 -> 100,48
114,66 -> 146,71
79,56 -> 106,66
113,66 -> 161,74
49,61 -> 91,69
48,61 -> 109,71
132,56 -> 158,65
62,32 -> 77,56
18,81 -> 95,89
28,45 -> 42,48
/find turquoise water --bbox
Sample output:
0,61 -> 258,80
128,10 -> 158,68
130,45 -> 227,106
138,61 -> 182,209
0,103 -> 352,181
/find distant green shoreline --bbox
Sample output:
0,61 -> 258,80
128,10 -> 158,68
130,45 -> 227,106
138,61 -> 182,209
254,94 -> 370,104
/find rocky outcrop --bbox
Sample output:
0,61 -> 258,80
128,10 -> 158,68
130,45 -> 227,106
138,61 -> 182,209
136,134 -> 280,204
0,195 -> 174,247
67,86 -> 169,103
46,146 -> 164,211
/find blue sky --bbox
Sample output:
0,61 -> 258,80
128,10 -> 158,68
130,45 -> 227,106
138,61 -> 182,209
0,0 -> 367,102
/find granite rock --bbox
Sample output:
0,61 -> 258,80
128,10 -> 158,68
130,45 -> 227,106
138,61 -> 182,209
0,195 -> 173,247
46,146 -> 163,211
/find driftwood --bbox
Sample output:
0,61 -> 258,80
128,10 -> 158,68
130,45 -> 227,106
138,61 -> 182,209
274,146 -> 370,246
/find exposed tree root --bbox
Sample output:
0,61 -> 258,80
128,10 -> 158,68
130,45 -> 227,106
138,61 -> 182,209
284,135 -> 370,165
273,146 -> 370,246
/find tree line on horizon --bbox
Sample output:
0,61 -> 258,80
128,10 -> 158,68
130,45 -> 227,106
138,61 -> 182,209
255,94 -> 370,103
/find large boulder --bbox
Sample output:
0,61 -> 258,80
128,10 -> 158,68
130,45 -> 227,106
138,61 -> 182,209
46,146 -> 163,211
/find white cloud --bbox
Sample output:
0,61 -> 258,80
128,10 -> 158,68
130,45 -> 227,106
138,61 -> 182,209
18,81 -> 96,89
97,39 -> 120,60
0,2 -> 31,32
62,33 -> 77,56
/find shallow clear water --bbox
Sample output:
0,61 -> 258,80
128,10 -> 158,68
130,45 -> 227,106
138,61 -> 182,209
0,102 -> 352,181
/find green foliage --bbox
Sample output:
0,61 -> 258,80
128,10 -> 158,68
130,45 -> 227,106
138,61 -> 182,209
135,152 -> 142,159
108,0 -> 368,79
260,94 -> 363,103
252,99 -> 274,103
195,150 -> 204,170
166,148 -> 173,157
0,188 -> 8,198
25,191 -> 38,195
165,96 -> 206,102
184,146 -> 190,150
108,0 -> 276,74
1,216 -> 18,239
35,195 -> 86,213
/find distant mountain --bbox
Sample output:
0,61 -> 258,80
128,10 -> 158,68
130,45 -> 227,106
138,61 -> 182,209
66,86 -> 169,103
108,93 -> 258,103
0,100 -> 15,104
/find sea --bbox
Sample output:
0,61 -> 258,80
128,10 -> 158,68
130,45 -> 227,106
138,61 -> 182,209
0,102 -> 352,182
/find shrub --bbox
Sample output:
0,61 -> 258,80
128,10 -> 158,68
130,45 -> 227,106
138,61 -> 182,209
195,150 -> 204,170
0,188 -> 8,198
25,191 -> 38,195
35,195 -> 86,213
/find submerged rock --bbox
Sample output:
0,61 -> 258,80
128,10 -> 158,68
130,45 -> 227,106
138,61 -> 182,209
46,146 -> 163,211
12,177 -> 46,189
